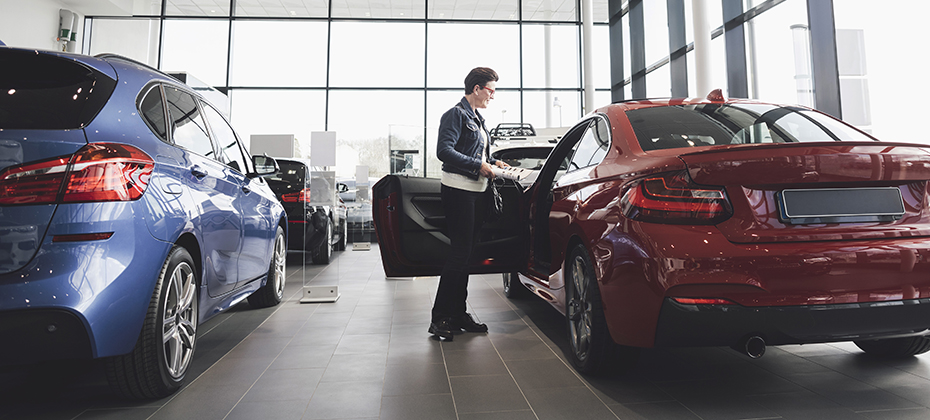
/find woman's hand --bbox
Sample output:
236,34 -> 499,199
495,160 -> 510,168
480,162 -> 496,179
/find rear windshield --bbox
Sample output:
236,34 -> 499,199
627,103 -> 876,152
265,161 -> 307,195
0,49 -> 117,129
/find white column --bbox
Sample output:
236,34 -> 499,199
581,0 -> 595,117
692,0 -> 712,97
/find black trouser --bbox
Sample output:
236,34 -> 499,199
432,184 -> 488,322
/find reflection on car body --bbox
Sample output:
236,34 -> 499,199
0,47 -> 287,399
373,94 -> 930,375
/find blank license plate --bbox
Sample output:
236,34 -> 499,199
777,187 -> 904,224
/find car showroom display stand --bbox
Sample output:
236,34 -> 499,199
300,285 -> 340,303
352,242 -> 370,251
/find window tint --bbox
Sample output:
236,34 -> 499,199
629,103 -> 876,152
567,118 -> 610,171
0,49 -> 117,129
202,103 -> 248,174
139,85 -> 167,141
165,87 -> 215,158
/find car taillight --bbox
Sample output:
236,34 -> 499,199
0,143 -> 154,205
620,171 -> 731,224
281,188 -> 312,203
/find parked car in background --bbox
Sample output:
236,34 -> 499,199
373,94 -> 930,375
264,158 -> 347,263
0,47 -> 288,399
491,141 -> 566,188
337,177 -> 379,238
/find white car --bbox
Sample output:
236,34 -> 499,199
490,127 -> 567,187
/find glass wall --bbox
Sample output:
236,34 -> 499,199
86,0 -> 924,181
834,0 -> 930,144
87,0 -> 604,179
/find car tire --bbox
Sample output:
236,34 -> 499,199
336,219 -> 347,251
565,244 -> 639,374
105,246 -> 198,399
503,272 -> 525,299
312,220 -> 332,264
854,336 -> 930,358
248,225 -> 287,308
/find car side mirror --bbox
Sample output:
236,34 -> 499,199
251,155 -> 279,177
337,182 -> 349,193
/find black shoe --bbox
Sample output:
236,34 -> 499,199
428,318 -> 455,341
453,313 -> 488,333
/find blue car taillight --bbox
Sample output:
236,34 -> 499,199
0,143 -> 154,205
620,171 -> 732,225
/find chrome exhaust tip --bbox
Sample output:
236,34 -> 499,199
733,335 -> 766,359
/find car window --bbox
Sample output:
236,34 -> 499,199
164,87 -> 215,158
202,102 -> 248,174
567,118 -> 610,171
629,103 -> 875,152
139,85 -> 167,141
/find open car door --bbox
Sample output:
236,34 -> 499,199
372,175 -> 527,277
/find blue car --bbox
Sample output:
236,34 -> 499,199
0,47 -> 287,399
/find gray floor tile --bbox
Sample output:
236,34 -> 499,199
225,399 -> 310,420
319,353 -> 387,383
241,367 -> 324,402
506,358 -> 585,390
268,343 -> 337,370
303,380 -> 383,419
458,410 -> 540,420
608,401 -> 703,420
379,394 -> 457,420
524,386 -> 621,420
450,374 -> 531,413
382,362 -> 451,396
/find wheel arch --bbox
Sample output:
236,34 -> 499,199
175,233 -> 202,288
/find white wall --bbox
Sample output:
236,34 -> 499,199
0,0 -> 84,51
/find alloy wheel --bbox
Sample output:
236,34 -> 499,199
162,260 -> 197,379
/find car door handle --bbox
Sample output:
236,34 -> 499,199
191,165 -> 208,179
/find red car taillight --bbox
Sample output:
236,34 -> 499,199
620,171 -> 731,224
281,188 -> 313,203
0,143 -> 154,205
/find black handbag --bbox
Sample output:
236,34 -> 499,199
488,180 -> 503,221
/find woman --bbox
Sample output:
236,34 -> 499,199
429,67 -> 509,341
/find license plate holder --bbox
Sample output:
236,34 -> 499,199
776,187 -> 905,225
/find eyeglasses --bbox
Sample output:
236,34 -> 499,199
483,86 -> 496,96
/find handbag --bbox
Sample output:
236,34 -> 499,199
488,180 -> 504,221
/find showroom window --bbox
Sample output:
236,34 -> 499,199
230,20 -> 329,88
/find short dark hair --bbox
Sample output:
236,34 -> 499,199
464,67 -> 499,95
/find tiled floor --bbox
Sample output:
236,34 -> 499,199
3,243 -> 930,420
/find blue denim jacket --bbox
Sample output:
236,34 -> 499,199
437,97 -> 498,180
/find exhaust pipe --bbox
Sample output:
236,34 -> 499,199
733,335 -> 766,359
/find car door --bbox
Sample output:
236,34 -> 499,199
372,175 -> 527,277
164,86 -> 244,297
201,101 -> 276,283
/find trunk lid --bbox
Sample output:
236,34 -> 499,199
679,142 -> 930,243
0,48 -> 117,274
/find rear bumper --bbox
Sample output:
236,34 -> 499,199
0,309 -> 92,365
653,298 -> 930,348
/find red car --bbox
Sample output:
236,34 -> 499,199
372,95 -> 930,374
